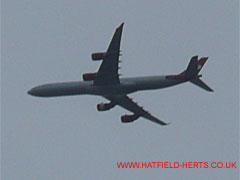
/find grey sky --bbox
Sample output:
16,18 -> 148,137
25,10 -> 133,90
2,0 -> 239,179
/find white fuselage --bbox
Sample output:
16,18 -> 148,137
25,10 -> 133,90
28,75 -> 187,97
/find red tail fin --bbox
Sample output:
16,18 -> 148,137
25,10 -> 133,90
166,55 -> 213,92
197,57 -> 208,74
180,56 -> 208,79
166,56 -> 209,80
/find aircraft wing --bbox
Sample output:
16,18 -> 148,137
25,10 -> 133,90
104,95 -> 169,126
94,23 -> 124,85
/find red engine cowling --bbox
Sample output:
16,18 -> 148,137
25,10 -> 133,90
97,103 -> 115,111
121,114 -> 139,123
82,72 -> 97,81
91,52 -> 106,61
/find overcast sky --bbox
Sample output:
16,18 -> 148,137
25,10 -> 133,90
2,0 -> 239,179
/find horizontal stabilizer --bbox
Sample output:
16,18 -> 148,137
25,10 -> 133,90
190,78 -> 214,92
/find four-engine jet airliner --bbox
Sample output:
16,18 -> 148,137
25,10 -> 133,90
28,23 -> 213,125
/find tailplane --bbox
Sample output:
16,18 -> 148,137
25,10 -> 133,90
190,78 -> 213,92
182,55 -> 208,79
179,55 -> 214,92
186,55 -> 213,92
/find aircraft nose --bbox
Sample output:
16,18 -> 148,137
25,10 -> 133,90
27,86 -> 44,96
27,84 -> 53,97
27,88 -> 37,96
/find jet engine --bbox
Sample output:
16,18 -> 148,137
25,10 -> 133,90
91,52 -> 106,61
82,72 -> 97,81
121,114 -> 139,123
97,102 -> 115,111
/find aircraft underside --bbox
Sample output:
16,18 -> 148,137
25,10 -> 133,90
28,23 -> 213,126
27,76 -> 185,97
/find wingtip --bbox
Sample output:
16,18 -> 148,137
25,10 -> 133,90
160,121 -> 171,126
193,55 -> 198,59
119,22 -> 124,28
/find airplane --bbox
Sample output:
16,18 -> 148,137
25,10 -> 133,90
27,23 -> 213,126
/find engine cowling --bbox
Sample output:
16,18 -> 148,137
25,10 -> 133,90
82,72 -> 97,81
121,114 -> 139,123
91,52 -> 106,61
97,103 -> 115,111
